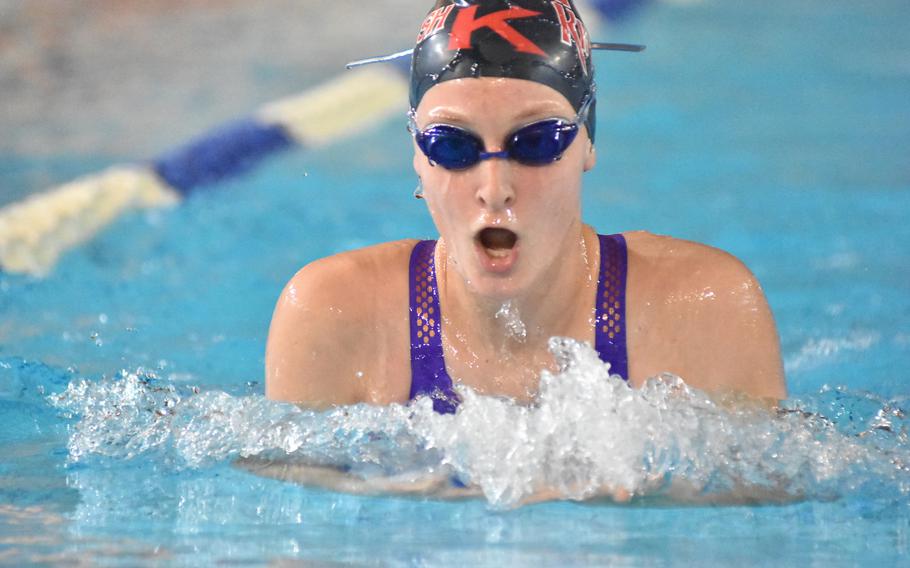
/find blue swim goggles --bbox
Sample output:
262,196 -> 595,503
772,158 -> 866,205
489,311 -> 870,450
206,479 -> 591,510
408,94 -> 593,171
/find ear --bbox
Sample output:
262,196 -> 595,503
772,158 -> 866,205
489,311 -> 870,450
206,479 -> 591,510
583,141 -> 596,172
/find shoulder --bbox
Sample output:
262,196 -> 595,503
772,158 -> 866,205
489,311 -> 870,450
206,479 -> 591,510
624,231 -> 786,401
265,240 -> 419,407
285,239 -> 417,303
625,231 -> 754,285
274,239 -> 417,335
625,231 -> 766,310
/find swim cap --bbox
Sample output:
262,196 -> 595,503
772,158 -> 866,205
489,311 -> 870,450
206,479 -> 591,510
411,0 -> 597,141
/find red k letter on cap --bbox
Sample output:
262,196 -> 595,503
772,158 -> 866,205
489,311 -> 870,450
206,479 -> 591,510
448,6 -> 546,56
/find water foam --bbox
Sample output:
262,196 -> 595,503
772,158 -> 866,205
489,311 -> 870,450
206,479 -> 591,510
48,340 -> 910,509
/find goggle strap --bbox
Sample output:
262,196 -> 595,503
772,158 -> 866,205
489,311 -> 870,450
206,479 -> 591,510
346,44 -> 644,69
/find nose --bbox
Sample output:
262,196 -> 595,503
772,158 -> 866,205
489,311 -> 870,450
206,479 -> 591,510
473,156 -> 515,210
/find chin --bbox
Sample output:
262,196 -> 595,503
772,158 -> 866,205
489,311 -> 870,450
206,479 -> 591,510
462,266 -> 531,301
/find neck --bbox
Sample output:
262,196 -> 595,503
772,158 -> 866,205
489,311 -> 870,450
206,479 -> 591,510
437,223 -> 599,354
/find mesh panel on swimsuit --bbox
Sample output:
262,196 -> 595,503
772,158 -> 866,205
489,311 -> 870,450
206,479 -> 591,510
593,233 -> 629,379
407,240 -> 460,414
408,234 -> 628,414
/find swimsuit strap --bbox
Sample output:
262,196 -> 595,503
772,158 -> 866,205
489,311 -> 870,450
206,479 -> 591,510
594,233 -> 630,380
408,240 -> 459,414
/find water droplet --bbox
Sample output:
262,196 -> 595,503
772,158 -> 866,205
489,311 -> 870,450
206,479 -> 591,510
494,301 -> 527,342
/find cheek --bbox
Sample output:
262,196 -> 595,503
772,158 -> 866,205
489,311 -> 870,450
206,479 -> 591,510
520,161 -> 583,212
536,192 -> 579,232
422,174 -> 468,234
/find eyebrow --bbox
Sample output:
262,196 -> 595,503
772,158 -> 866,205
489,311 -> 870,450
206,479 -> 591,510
425,102 -> 569,126
512,102 -> 569,122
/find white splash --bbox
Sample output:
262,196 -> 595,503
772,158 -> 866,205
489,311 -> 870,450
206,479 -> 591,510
49,340 -> 910,509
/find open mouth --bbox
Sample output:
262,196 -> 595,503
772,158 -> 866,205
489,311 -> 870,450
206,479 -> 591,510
477,228 -> 518,259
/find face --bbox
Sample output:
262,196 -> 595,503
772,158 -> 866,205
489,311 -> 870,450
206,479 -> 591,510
413,77 -> 596,300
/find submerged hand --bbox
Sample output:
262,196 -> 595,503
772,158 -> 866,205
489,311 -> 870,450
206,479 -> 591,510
518,484 -> 633,506
235,457 -> 482,499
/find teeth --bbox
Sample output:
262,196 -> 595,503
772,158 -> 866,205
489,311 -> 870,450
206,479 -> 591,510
487,248 -> 509,259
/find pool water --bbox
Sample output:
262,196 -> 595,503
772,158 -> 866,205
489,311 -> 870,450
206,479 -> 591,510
2,0 -> 910,564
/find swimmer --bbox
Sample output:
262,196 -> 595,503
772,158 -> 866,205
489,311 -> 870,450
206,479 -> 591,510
263,0 -> 786,496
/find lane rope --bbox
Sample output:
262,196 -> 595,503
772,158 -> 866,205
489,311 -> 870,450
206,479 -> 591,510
0,0 -> 645,276
0,67 -> 409,276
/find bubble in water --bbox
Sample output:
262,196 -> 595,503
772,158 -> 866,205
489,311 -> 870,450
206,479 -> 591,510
494,301 -> 527,342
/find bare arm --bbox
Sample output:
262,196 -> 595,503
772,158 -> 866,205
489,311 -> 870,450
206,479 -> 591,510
265,242 -> 414,408
629,234 -> 787,402
685,249 -> 787,401
266,257 -> 368,408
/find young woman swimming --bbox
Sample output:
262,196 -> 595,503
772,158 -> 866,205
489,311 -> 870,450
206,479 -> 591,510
265,0 -> 786,414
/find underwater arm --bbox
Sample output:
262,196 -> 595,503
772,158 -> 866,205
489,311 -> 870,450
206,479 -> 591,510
235,457 -> 482,500
519,470 -> 802,506
654,478 -> 804,505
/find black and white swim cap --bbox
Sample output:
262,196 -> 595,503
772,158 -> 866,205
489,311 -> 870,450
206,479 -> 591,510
410,0 -> 598,140
346,1 -> 643,143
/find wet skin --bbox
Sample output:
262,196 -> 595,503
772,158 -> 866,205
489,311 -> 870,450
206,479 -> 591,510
265,77 -> 786,410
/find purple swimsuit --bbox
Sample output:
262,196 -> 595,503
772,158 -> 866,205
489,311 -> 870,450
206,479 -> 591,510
408,234 -> 629,414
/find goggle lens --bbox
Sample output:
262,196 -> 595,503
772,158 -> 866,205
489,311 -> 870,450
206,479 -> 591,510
509,119 -> 579,165
417,125 -> 482,170
414,119 -> 580,171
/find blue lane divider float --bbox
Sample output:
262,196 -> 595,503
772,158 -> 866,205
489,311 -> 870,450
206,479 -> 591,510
152,118 -> 296,197
589,0 -> 653,21
0,0 -> 647,277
